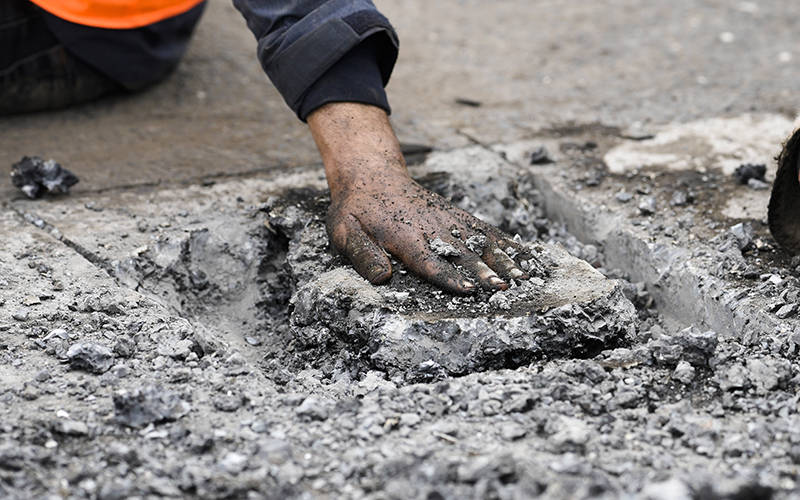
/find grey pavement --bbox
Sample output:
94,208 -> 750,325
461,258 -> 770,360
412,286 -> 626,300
2,0 -> 798,194
3,1 -> 800,499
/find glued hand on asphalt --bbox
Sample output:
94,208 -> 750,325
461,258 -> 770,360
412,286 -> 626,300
308,102 -> 528,295
326,169 -> 529,294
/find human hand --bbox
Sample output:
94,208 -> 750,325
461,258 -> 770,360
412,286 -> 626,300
326,168 -> 528,294
307,102 -> 527,294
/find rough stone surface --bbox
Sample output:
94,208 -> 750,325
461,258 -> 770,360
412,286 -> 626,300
291,242 -> 635,377
5,136 -> 800,498
2,123 -> 800,499
113,386 -> 191,428
67,343 -> 115,374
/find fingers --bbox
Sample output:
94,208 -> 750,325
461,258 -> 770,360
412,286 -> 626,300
408,252 -> 478,295
326,182 -> 532,294
447,202 -> 526,256
450,248 -> 509,291
329,213 -> 392,285
385,232 -> 477,295
480,241 -> 529,281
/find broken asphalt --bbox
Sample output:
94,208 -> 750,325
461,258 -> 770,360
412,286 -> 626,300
2,1 -> 800,499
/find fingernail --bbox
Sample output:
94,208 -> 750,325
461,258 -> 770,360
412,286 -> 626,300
367,266 -> 391,284
462,280 -> 476,291
489,276 -> 506,287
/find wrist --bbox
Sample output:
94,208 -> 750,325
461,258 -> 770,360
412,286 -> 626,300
307,102 -> 408,198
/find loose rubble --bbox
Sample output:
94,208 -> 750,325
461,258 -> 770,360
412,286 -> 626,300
10,156 -> 79,199
3,130 -> 800,500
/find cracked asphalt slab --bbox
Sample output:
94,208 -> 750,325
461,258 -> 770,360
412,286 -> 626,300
3,1 -> 800,499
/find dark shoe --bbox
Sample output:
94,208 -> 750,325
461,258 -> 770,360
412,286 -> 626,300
768,121 -> 800,253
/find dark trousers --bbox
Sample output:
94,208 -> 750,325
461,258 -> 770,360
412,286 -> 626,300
0,0 -> 122,114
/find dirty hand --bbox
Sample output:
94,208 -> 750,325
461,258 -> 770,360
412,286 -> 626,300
307,102 -> 527,294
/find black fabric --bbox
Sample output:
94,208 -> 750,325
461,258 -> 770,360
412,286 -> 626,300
298,34 -> 390,121
2,0 -> 398,120
0,0 -> 123,114
40,1 -> 206,91
0,0 -> 60,71
342,10 -> 391,36
233,0 -> 398,118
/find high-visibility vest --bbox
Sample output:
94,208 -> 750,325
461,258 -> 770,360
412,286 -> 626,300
29,0 -> 206,29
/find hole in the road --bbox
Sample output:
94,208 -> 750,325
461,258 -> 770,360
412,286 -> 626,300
120,127 -> 794,387
115,158 -> 642,386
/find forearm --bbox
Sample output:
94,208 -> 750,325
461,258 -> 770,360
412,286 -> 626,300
307,102 -> 407,199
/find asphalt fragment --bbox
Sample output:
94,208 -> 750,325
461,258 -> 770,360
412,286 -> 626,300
10,156 -> 80,199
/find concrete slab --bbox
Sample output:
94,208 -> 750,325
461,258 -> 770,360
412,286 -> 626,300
291,242 -> 635,378
9,153 -> 635,380
496,115 -> 800,345
604,114 -> 795,176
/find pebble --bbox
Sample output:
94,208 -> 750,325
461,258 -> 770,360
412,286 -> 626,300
500,422 -> 528,441
549,416 -> 591,453
67,343 -> 115,374
22,296 -> 41,306
12,308 -> 30,321
113,386 -> 191,428
21,384 -> 39,400
218,452 -> 249,475
776,304 -> 797,319
296,396 -> 328,421
729,222 -> 754,251
672,361 -> 696,384
530,145 -> 555,164
640,478 -> 692,500
51,419 -> 89,436
615,191 -> 632,203
669,190 -> 689,207
428,237 -> 461,257
383,291 -> 410,304
747,178 -> 770,190
716,364 -> 749,391
214,393 -> 244,412
113,336 -> 136,358
98,478 -> 133,500
399,413 -> 421,427
638,196 -> 657,215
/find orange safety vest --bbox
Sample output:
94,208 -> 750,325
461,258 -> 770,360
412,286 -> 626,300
29,0 -> 206,30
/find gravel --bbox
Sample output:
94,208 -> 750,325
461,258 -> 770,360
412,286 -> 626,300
3,136 -> 800,499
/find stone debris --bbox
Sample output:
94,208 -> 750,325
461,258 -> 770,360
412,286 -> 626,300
295,396 -> 329,421
51,419 -> 90,436
291,239 -> 636,378
428,237 -> 461,257
748,177 -> 770,190
670,190 -> 689,207
67,342 -> 115,374
4,142 -> 800,500
615,190 -> 632,203
529,145 -> 555,165
464,234 -> 487,254
113,386 -> 191,428
728,222 -> 755,251
672,360 -> 696,384
733,163 -> 767,185
10,156 -> 79,198
12,307 -> 29,321
638,195 -> 657,215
